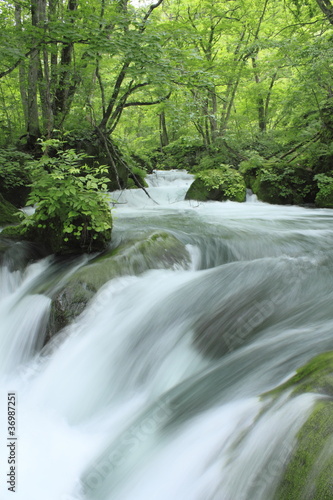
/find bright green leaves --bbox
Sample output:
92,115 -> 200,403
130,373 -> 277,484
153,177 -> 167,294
22,140 -> 112,251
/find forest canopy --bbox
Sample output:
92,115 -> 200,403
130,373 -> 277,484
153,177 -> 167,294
1,0 -> 333,251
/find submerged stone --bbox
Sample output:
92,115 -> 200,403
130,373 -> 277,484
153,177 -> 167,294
266,351 -> 333,398
46,232 -> 191,341
0,238 -> 47,270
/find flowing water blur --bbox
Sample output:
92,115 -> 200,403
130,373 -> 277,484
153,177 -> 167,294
0,170 -> 333,499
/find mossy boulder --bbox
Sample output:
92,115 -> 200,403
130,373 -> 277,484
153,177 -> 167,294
275,399 -> 333,500
127,166 -> 148,189
1,224 -> 27,239
0,194 -> 20,225
32,211 -> 112,255
253,166 -> 316,205
240,156 -> 317,205
65,131 -> 129,190
46,231 -> 191,340
2,210 -> 112,256
185,166 -> 246,203
263,352 -> 333,499
151,142 -> 206,170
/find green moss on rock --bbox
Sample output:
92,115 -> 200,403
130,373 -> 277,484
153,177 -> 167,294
46,232 -> 190,340
261,352 -> 333,499
266,352 -> 333,398
275,400 -> 333,500
127,166 -> 148,188
1,224 -> 26,239
255,166 -> 315,205
185,166 -> 246,202
0,194 -> 20,225
239,153 -> 317,205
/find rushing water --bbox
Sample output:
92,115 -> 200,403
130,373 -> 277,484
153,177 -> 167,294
0,170 -> 333,499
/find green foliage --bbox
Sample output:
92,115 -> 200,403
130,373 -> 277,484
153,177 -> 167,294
0,148 -> 32,206
239,152 -> 265,187
186,165 -> 246,202
127,165 -> 148,188
20,141 -> 112,254
0,148 -> 31,189
197,166 -> 245,199
239,152 -> 265,174
314,173 -> 333,208
151,140 -> 205,170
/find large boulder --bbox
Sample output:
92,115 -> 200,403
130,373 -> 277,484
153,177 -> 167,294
1,209 -> 112,256
265,352 -> 333,499
252,166 -> 316,205
46,232 -> 191,341
185,166 -> 246,202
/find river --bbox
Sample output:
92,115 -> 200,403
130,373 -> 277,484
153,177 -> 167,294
0,170 -> 332,499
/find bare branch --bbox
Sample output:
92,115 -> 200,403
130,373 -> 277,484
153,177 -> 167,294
123,92 -> 171,108
139,0 -> 164,33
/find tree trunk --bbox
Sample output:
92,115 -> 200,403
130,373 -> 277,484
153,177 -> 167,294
316,0 -> 333,24
252,58 -> 266,133
159,111 -> 169,149
53,0 -> 78,128
14,2 -> 28,129
209,89 -> 218,143
27,0 -> 42,145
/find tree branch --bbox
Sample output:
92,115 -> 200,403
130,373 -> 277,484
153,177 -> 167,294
140,0 -> 164,31
122,92 -> 171,108
316,0 -> 333,24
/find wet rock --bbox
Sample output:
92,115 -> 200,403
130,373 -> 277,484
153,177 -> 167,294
185,167 -> 246,203
265,352 -> 333,499
0,237 -> 47,271
46,232 -> 191,342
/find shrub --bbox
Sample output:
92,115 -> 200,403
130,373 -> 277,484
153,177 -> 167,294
19,140 -> 112,254
0,148 -> 32,206
314,173 -> 333,208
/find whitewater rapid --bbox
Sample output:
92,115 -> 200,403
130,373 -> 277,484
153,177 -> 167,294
0,170 -> 332,499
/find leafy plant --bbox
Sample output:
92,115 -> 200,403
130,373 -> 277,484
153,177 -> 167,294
21,140 -> 112,253
0,148 -> 32,205
186,165 -> 246,202
0,148 -> 31,190
314,173 -> 333,208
